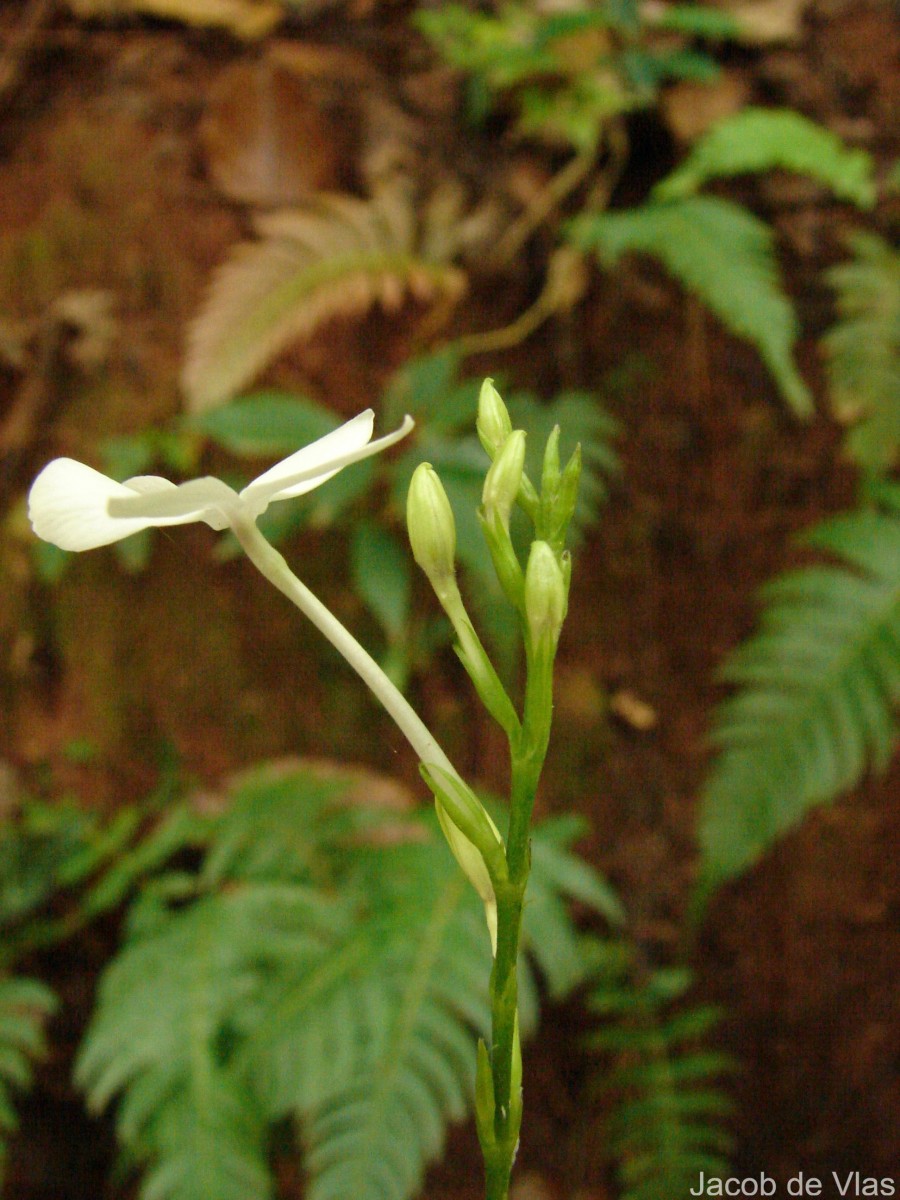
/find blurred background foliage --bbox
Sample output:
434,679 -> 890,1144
0,0 -> 898,1196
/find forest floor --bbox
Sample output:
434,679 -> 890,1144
0,0 -> 899,1197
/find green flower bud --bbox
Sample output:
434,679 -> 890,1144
476,378 -> 513,458
541,425 -> 561,500
524,540 -> 566,649
549,443 -> 581,547
482,429 -> 525,531
407,463 -> 456,590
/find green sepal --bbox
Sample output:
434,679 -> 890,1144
475,1038 -> 496,1150
407,462 -> 457,591
477,507 -> 525,613
420,763 -> 508,952
549,444 -> 582,549
540,426 -> 562,518
452,618 -> 521,738
524,540 -> 567,654
483,429 -> 526,532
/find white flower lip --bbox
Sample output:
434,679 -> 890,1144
28,409 -> 414,551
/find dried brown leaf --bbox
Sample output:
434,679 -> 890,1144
183,187 -> 466,411
67,0 -> 282,39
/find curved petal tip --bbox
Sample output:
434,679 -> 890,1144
28,458 -> 153,551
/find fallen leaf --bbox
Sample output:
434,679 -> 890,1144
609,688 -> 658,732
711,0 -> 808,44
67,0 -> 283,41
200,54 -> 354,206
662,71 -> 752,144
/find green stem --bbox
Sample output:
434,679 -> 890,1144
230,514 -> 458,780
480,634 -> 556,1200
489,144 -> 596,268
234,514 -> 558,1200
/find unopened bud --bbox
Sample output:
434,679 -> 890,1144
524,540 -> 566,648
407,463 -> 456,589
541,426 -> 561,500
482,429 -> 525,531
550,444 -> 582,546
476,378 -> 513,458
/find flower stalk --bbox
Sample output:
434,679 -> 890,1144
29,391 -> 580,1200
408,381 -> 579,1200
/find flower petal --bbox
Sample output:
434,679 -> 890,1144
110,476 -> 239,530
240,411 -> 414,517
28,459 -> 175,551
241,410 -> 374,510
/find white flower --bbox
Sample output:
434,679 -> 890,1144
28,403 -> 503,951
28,409 -> 413,551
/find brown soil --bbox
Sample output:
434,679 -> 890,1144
0,1 -> 898,1197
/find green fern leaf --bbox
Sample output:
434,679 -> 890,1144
699,507 -> 900,892
588,959 -> 734,1200
301,858 -> 483,1200
0,976 -> 56,1180
299,804 -> 621,1200
569,196 -> 813,416
77,883 -> 347,1200
183,186 -> 466,412
824,232 -> 900,470
78,763 -> 617,1200
141,1083 -> 271,1200
648,4 -> 739,38
654,107 -> 876,208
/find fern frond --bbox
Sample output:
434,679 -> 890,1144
0,798 -> 105,935
77,883 -> 347,1200
182,185 -> 467,412
588,960 -> 734,1200
569,196 -> 812,415
699,507 -> 900,892
654,107 -> 876,208
140,1081 -> 271,1200
300,856 -> 484,1200
0,797 -> 205,965
78,763 -> 616,1200
0,976 -> 57,1180
824,232 -> 900,471
301,806 -> 617,1200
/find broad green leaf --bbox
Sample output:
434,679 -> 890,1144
351,522 -> 411,643
189,392 -> 336,457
